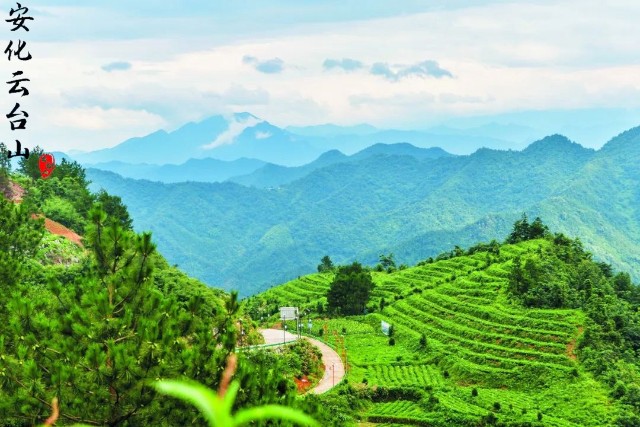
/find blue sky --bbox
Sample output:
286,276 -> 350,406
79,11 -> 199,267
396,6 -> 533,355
3,0 -> 640,152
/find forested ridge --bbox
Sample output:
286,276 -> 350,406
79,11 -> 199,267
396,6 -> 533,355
87,127 -> 640,297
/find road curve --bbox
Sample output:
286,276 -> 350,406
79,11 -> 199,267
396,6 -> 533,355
259,329 -> 345,394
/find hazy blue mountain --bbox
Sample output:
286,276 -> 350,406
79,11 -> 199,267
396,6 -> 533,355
85,128 -> 640,298
71,112 -> 320,166
350,143 -> 453,161
201,121 -> 319,165
427,122 -> 541,148
285,123 -> 379,137
228,149 -> 348,188
84,157 -> 266,183
69,112 -> 549,171
74,114 -> 232,164
437,107 -> 640,149
229,143 -> 453,188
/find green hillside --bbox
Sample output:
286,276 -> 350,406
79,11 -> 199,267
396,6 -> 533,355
246,229 -> 640,426
86,128 -> 640,297
0,163 -> 338,426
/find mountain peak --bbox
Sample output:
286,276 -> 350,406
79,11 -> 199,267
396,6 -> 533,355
233,112 -> 260,122
523,134 -> 585,154
352,142 -> 452,160
600,125 -> 640,155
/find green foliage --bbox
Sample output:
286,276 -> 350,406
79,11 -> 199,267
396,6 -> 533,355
21,173 -> 94,234
18,145 -> 44,180
279,340 -> 323,380
419,333 -> 427,348
327,262 -> 374,315
0,142 -> 11,182
378,253 -> 397,273
52,158 -> 88,187
153,379 -> 319,427
93,189 -> 133,230
0,196 -> 44,290
41,196 -> 87,232
505,214 -> 550,244
317,255 -> 334,273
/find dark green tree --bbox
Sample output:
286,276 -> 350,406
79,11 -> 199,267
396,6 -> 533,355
506,213 -> 530,244
95,189 -> 134,230
52,158 -> 89,188
529,216 -> 549,239
317,255 -> 334,273
378,253 -> 396,272
18,145 -> 44,180
506,214 -> 549,244
326,262 -> 374,315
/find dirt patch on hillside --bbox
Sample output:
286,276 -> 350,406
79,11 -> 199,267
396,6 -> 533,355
32,214 -> 83,247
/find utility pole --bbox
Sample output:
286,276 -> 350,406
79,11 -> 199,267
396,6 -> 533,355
332,363 -> 335,386
283,316 -> 286,345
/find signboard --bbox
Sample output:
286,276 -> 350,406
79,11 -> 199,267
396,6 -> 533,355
280,306 -> 298,321
381,320 -> 390,336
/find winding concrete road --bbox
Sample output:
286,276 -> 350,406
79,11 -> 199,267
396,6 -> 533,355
259,329 -> 345,394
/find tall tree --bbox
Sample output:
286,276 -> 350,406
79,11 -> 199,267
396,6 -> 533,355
326,262 -> 374,315
18,145 -> 44,180
95,189 -> 133,231
317,255 -> 334,273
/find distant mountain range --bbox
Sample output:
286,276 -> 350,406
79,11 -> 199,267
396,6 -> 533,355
70,112 -> 545,171
85,158 -> 267,184
87,126 -> 640,297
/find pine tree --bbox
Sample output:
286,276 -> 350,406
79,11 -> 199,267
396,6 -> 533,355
0,197 -> 43,293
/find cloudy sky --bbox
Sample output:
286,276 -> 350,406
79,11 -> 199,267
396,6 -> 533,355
3,0 -> 640,152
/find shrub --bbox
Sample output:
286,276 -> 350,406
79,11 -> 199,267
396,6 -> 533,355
471,388 -> 478,397
389,337 -> 396,346
613,381 -> 627,399
482,412 -> 498,425
537,412 -> 543,421
493,401 -> 501,411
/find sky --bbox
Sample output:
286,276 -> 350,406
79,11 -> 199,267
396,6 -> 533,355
2,0 -> 640,152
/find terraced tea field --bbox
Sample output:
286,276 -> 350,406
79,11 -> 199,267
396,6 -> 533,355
248,240 -> 616,425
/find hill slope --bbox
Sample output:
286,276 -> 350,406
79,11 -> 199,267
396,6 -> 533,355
246,236 -> 640,426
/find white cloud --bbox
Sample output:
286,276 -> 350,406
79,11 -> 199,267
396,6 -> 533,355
201,115 -> 263,149
255,131 -> 272,139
